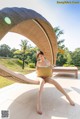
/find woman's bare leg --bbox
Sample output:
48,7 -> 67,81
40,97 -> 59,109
47,78 -> 75,106
37,79 -> 45,115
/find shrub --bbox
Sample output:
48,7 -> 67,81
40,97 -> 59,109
16,59 -> 23,66
28,63 -> 35,68
78,67 -> 80,70
63,64 -> 75,67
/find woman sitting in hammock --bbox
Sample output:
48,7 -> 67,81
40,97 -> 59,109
36,51 -> 75,115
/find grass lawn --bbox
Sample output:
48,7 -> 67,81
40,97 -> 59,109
0,77 -> 15,88
0,58 -> 35,74
0,58 -> 35,88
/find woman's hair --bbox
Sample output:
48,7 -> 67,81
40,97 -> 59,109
36,51 -> 44,59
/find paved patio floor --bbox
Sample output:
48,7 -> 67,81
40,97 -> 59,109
0,72 -> 80,119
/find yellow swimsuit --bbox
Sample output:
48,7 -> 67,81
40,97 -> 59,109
37,65 -> 52,78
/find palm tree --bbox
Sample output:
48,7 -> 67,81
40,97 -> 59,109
54,27 -> 66,66
20,40 -> 28,69
20,40 -> 28,53
54,27 -> 63,38
54,26 -> 65,53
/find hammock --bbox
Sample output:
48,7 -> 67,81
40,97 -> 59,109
0,64 -> 39,85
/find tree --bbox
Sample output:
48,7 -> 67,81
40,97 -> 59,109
54,26 -> 65,49
26,47 -> 39,64
19,40 -> 29,69
14,42 -> 38,68
54,27 -> 65,66
63,48 -> 72,66
10,48 -> 17,58
14,39 -> 33,69
71,48 -> 80,66
0,44 -> 11,57
20,40 -> 28,52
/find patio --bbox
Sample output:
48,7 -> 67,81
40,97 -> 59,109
0,72 -> 80,119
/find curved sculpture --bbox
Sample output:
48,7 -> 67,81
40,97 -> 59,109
0,7 -> 57,64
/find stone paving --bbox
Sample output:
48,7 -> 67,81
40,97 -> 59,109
0,72 -> 80,119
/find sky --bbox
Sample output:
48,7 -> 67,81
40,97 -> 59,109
0,0 -> 80,51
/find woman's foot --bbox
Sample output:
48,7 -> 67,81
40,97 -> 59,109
69,100 -> 75,106
66,96 -> 75,106
37,110 -> 42,115
36,105 -> 42,115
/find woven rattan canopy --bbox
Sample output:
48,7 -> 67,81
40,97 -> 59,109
0,7 -> 57,64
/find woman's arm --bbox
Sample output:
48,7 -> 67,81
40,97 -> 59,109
46,59 -> 53,69
36,61 -> 40,70
46,59 -> 51,66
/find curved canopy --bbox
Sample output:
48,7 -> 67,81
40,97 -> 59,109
0,7 -> 58,64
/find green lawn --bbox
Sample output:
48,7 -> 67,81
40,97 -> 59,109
0,58 -> 35,74
0,58 -> 35,88
0,77 -> 14,88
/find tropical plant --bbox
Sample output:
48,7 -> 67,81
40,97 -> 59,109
54,27 -> 65,66
71,48 -> 80,66
0,44 -> 11,57
54,26 -> 65,49
19,40 -> 29,69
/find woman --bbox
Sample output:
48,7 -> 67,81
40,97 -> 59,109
36,51 -> 75,115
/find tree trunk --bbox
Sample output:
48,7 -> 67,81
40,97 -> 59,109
22,59 -> 25,69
